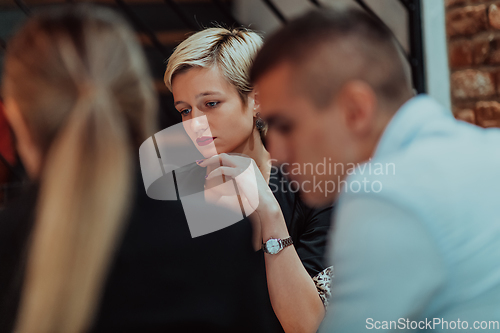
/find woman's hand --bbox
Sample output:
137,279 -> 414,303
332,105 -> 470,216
198,153 -> 284,250
199,153 -> 278,211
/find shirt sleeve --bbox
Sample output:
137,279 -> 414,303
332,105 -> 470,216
320,196 -> 446,333
312,265 -> 334,309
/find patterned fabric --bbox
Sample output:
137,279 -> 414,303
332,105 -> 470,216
312,266 -> 333,309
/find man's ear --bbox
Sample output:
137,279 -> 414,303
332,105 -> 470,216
337,80 -> 377,137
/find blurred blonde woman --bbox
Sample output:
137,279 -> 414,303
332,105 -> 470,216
0,6 -> 307,333
0,5 -> 156,333
165,27 -> 334,333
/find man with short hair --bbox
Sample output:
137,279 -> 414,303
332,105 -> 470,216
251,8 -> 500,332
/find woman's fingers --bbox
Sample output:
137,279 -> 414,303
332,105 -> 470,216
197,153 -> 251,169
196,153 -> 229,167
205,166 -> 240,180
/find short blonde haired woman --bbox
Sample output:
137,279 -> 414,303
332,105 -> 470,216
165,27 -> 334,333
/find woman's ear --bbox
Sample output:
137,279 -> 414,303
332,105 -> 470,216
248,90 -> 260,117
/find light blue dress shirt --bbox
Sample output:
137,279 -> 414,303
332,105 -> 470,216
320,95 -> 500,332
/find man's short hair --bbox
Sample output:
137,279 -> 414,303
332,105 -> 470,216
250,8 -> 413,109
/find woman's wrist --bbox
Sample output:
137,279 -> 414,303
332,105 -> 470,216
258,203 -> 289,242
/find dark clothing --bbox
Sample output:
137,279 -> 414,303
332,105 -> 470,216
268,168 -> 333,278
0,183 -> 37,332
0,164 -> 333,332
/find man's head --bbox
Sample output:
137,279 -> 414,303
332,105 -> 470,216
251,8 -> 414,206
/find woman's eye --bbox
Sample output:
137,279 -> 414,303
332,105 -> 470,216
180,109 -> 191,117
206,101 -> 219,108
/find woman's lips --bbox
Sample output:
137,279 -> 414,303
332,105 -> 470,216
196,136 -> 215,146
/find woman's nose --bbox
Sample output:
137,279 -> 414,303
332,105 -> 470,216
189,111 -> 209,136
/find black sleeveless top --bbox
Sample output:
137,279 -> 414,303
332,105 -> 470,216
0,163 -> 333,333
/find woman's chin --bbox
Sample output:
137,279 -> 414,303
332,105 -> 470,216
198,145 -> 219,158
201,142 -> 232,158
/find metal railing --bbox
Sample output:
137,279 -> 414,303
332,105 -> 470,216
261,0 -> 425,94
4,0 -> 425,93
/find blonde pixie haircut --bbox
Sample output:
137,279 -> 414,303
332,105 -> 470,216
164,27 -> 263,102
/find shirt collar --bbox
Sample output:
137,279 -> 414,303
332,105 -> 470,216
373,94 -> 453,159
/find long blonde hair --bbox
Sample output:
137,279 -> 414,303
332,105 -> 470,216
2,5 -> 157,332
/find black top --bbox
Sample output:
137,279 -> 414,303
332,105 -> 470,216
0,183 -> 37,332
0,163 -> 333,333
267,167 -> 334,278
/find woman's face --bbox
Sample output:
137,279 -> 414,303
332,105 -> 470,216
171,66 -> 255,158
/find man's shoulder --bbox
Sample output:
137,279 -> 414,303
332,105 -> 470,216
347,119 -> 500,196
339,119 -> 500,243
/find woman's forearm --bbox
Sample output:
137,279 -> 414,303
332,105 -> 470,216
258,206 -> 325,333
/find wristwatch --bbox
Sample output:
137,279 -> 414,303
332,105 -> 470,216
262,236 -> 293,254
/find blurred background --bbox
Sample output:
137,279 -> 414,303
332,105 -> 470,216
0,0 -> 493,207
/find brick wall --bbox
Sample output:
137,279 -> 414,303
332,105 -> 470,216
446,0 -> 500,127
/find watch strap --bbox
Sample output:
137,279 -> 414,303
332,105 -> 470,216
280,236 -> 293,249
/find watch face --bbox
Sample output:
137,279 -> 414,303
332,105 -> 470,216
266,239 -> 281,254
